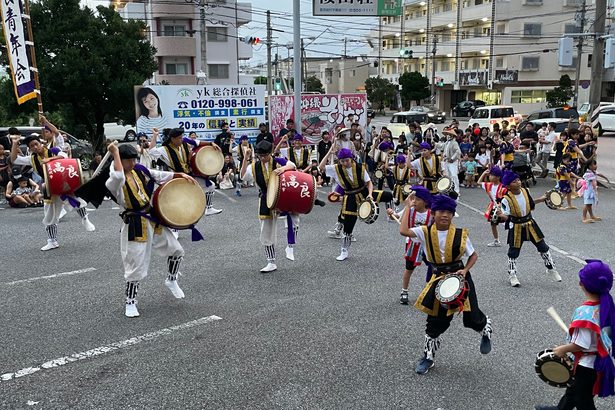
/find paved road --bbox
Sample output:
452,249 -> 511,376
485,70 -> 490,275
0,178 -> 614,409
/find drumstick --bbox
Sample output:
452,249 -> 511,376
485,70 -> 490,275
92,141 -> 118,177
547,307 -> 569,334
390,213 -> 402,225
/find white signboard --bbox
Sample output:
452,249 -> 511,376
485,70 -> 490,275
134,85 -> 266,140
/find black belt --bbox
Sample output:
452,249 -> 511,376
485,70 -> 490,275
345,186 -> 367,195
120,205 -> 152,224
431,260 -> 464,274
510,214 -> 533,224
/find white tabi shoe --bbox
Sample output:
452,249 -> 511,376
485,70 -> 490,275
205,207 -> 222,216
41,240 -> 59,251
125,304 -> 140,318
351,235 -> 357,242
285,246 -> 295,261
164,279 -> 185,299
260,263 -> 277,273
59,207 -> 68,220
327,230 -> 342,239
509,274 -> 521,287
172,229 -> 179,239
336,249 -> 349,261
81,216 -> 96,232
547,268 -> 562,282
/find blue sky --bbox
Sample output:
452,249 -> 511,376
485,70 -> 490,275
83,1 -> 375,66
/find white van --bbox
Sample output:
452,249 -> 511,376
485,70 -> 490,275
467,105 -> 516,131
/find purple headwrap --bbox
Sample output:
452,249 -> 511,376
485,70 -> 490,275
240,135 -> 248,141
579,259 -> 615,397
431,194 -> 456,213
337,148 -> 354,160
395,154 -> 406,164
419,142 -> 431,151
489,166 -> 503,178
411,185 -> 432,207
292,133 -> 303,141
378,141 -> 394,151
501,170 -> 520,186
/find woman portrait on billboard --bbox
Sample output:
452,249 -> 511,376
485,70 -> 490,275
136,87 -> 169,137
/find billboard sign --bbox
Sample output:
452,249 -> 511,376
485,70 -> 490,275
313,0 -> 402,17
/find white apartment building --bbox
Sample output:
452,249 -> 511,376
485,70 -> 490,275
368,0 -> 608,113
115,0 -> 253,85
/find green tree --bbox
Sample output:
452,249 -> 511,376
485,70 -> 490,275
365,77 -> 396,112
398,71 -> 430,108
546,75 -> 574,108
305,75 -> 324,93
0,0 -> 157,150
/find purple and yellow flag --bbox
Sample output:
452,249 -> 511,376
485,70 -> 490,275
1,0 -> 37,104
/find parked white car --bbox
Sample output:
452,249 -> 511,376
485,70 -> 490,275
578,101 -> 615,118
591,105 -> 615,135
104,121 -> 137,142
467,105 -> 516,131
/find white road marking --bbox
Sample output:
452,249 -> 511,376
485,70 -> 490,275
2,268 -> 98,286
215,189 -> 238,203
111,206 -> 120,210
26,401 -> 39,406
0,315 -> 222,383
457,200 -> 587,266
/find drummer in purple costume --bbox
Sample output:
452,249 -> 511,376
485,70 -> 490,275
536,260 -> 615,410
400,194 -> 492,374
319,145 -> 394,261
410,142 -> 442,194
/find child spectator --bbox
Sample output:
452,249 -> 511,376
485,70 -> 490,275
459,135 -> 473,156
310,165 -> 324,187
475,144 -> 490,175
5,175 -> 42,207
579,159 -> 600,223
557,154 -> 579,210
463,153 -> 479,188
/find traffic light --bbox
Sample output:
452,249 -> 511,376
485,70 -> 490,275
274,78 -> 282,91
400,49 -> 413,58
243,37 -> 260,45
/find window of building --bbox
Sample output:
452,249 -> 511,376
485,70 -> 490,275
521,56 -> 540,70
588,54 -> 592,68
472,59 -> 479,69
166,63 -> 188,75
208,64 -> 229,79
163,25 -> 186,37
483,27 -> 490,36
564,23 -> 578,34
496,24 -> 506,34
510,90 -> 547,104
523,23 -> 542,37
441,61 -> 450,71
481,59 -> 489,68
351,70 -> 356,77
207,27 -> 228,42
496,57 -> 504,68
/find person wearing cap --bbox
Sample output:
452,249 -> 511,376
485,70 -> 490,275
497,170 -> 561,287
240,140 -> 298,272
477,165 -> 507,247
372,140 -> 395,191
410,142 -> 442,194
255,123 -> 274,145
319,143 -> 394,261
387,186 -> 433,305
278,118 -> 295,139
149,127 -> 223,216
277,132 -> 311,172
400,194 -> 492,375
535,260 -> 615,410
9,134 -> 95,251
498,130 -> 515,169
105,143 -> 195,318
441,128 -> 462,195
391,154 -> 413,206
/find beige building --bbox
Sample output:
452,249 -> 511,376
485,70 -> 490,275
368,0 -> 607,114
115,0 -> 253,85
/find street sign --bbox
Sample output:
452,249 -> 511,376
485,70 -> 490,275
581,80 -> 590,89
313,0 -> 402,17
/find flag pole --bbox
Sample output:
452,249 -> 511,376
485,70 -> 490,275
22,0 -> 43,115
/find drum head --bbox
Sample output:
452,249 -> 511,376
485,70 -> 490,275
549,191 -> 563,207
358,201 -> 373,219
375,170 -> 384,179
403,184 -> 412,195
438,277 -> 461,300
195,146 -> 224,176
157,179 -> 206,228
539,361 -> 571,385
266,173 -> 280,209
437,177 -> 451,192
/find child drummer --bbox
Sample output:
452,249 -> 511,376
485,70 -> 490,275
535,260 -> 615,410
387,185 -> 433,305
9,134 -> 95,251
240,140 -> 298,273
477,165 -> 507,247
400,194 -> 492,375
391,154 -> 414,208
105,143 -> 196,318
148,127 -> 223,216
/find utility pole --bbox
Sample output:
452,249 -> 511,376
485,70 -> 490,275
487,0 -> 496,91
589,0 -> 606,112
199,3 -> 207,84
266,10 -> 272,96
293,0 -> 301,128
400,4 -> 404,74
301,38 -> 306,91
344,37 -> 347,59
431,35 -> 437,101
378,17 -> 382,76
454,0 -> 461,92
573,0 -> 586,107
425,0 -> 432,79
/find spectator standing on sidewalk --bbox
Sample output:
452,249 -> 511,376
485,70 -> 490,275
536,122 -> 556,178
